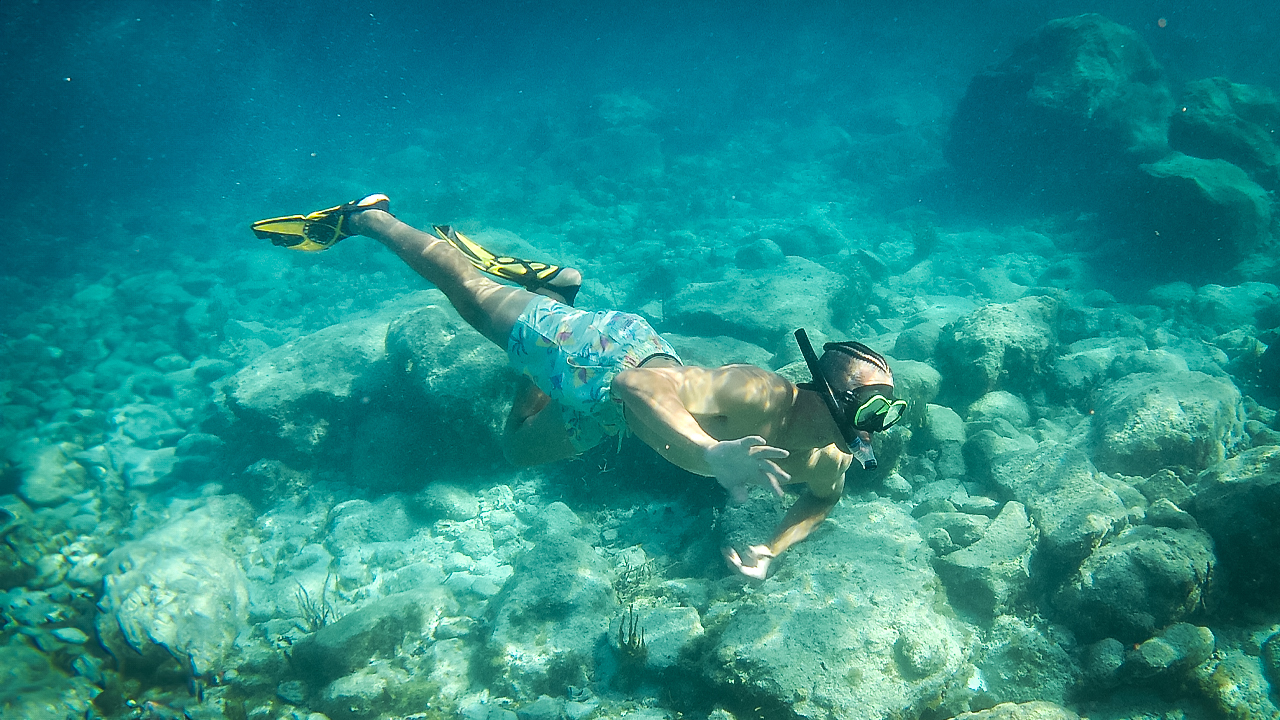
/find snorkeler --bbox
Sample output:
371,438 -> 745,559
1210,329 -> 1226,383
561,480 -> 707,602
252,195 -> 906,579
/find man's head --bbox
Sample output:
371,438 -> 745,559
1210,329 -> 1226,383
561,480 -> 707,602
819,341 -> 905,434
794,330 -> 907,448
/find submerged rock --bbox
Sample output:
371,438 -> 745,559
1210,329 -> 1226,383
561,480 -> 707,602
1092,370 -> 1245,476
1169,77 -> 1280,192
96,496 -> 252,676
976,617 -> 1078,707
946,14 -> 1171,204
1135,153 -> 1273,276
219,312 -> 391,457
936,296 -> 1058,401
989,444 -> 1128,575
481,529 -> 619,697
934,501 -> 1035,619
1187,445 -> 1280,609
1052,525 -> 1214,644
666,257 -> 846,351
291,588 -> 456,683
952,701 -> 1080,720
700,500 -> 974,720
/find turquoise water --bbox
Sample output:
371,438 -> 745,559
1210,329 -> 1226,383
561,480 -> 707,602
2,2 -> 1279,719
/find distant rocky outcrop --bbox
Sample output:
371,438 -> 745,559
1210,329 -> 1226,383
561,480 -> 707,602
946,14 -> 1171,204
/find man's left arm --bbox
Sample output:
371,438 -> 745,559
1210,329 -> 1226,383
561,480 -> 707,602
725,448 -> 849,579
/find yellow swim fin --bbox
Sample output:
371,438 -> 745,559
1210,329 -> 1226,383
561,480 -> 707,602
252,194 -> 390,252
432,225 -> 579,306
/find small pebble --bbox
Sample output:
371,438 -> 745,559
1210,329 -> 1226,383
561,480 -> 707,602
52,627 -> 89,644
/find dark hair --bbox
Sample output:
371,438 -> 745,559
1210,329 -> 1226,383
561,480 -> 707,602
819,341 -> 891,391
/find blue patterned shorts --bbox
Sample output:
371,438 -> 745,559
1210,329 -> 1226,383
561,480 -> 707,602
507,296 -> 681,452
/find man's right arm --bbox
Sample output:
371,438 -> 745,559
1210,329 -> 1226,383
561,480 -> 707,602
610,366 -> 722,475
611,365 -> 793,495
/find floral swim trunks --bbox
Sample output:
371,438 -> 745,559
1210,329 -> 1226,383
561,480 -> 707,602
507,296 -> 682,452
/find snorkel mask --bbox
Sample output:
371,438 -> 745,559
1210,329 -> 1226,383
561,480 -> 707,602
794,329 -> 907,449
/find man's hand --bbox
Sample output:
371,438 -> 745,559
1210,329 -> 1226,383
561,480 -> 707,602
723,544 -> 775,580
704,436 -> 791,503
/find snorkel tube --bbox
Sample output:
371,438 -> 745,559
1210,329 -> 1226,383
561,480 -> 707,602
794,328 -> 877,469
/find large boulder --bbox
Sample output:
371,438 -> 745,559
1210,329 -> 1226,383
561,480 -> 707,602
219,291 -> 517,484
946,14 -> 1171,204
480,525 -> 619,698
1051,525 -> 1215,644
1187,445 -> 1280,609
936,296 -> 1059,403
291,588 -> 456,683
1134,153 -> 1273,276
218,312 -> 392,458
96,496 -> 252,676
1091,370 -> 1245,476
989,444 -> 1130,575
700,500 -> 975,720
934,501 -> 1036,619
665,257 -> 847,352
1169,77 -> 1280,192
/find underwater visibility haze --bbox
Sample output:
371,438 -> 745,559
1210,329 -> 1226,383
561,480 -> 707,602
2,1 -> 1280,719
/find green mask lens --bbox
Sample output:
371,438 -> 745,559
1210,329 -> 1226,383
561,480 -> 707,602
847,385 -> 907,432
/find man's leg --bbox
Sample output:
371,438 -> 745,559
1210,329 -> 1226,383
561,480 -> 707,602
347,209 -> 581,347
347,208 -> 579,463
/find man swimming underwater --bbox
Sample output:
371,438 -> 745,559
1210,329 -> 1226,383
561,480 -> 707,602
252,195 -> 906,579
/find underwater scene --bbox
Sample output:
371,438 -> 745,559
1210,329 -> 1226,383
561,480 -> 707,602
3,1 -> 1280,719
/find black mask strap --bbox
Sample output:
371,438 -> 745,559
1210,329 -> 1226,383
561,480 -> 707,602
795,328 -> 858,448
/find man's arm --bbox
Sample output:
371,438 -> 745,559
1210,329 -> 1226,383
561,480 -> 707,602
611,365 -> 794,497
724,491 -> 840,580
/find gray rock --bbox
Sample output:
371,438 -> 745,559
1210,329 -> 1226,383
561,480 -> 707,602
1082,638 -> 1126,689
482,531 -> 618,697
923,404 -> 966,445
989,444 -> 1128,574
1170,77 -> 1280,192
219,312 -> 391,456
1051,337 -> 1144,397
1187,445 -> 1280,608
894,321 -> 944,362
1052,525 -> 1215,643
620,605 -> 704,670
110,403 -> 183,448
96,496 -> 252,676
1137,153 -> 1273,274
119,446 -> 178,489
662,333 -> 774,370
292,588 -> 454,683
318,662 -> 413,720
517,694 -> 566,720
967,391 -> 1031,428
7,438 -> 89,507
734,237 -> 785,270
666,257 -> 845,350
936,296 -> 1058,401
326,497 -> 415,549
1125,622 -> 1214,678
1135,468 -> 1193,506
917,511 -> 990,548
1192,649 -> 1280,720
952,701 -> 1081,720
700,500 -> 974,720
1262,631 -> 1280,689
977,617 -> 1078,706
946,14 -> 1170,200
934,502 -> 1035,618
384,297 -> 518,462
415,482 -> 480,522
890,359 -> 942,429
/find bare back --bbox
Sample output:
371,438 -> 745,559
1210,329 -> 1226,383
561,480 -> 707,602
613,364 -> 851,497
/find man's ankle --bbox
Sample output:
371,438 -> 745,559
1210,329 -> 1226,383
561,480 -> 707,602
347,208 -> 391,236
